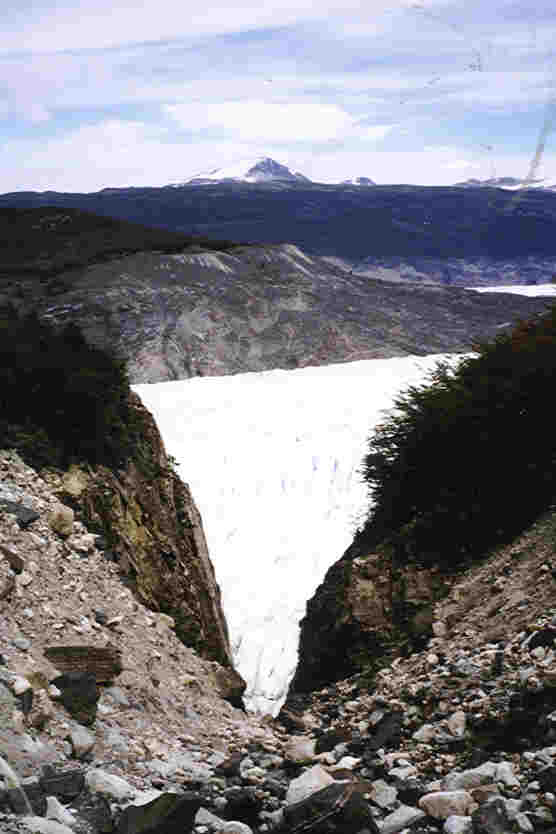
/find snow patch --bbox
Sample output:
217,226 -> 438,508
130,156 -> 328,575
468,284 -> 556,297
171,253 -> 237,274
178,156 -> 311,185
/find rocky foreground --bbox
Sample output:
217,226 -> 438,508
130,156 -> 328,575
1,440 -> 556,834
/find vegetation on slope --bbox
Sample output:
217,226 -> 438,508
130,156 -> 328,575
357,304 -> 556,568
0,206 -> 243,281
0,307 -> 139,470
3,184 -> 556,260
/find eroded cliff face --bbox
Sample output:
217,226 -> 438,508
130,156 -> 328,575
54,393 -> 241,693
287,543 -> 452,701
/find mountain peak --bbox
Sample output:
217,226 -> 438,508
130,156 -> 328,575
178,156 -> 311,186
454,175 -> 556,191
341,176 -> 376,186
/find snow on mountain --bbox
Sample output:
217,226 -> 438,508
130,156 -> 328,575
178,157 -> 311,185
455,175 -> 556,191
341,176 -> 376,186
173,157 -> 378,187
468,283 -> 556,297
134,353 -> 463,713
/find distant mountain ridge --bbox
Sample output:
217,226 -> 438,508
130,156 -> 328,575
178,156 -> 311,185
174,156 -> 377,186
5,170 -> 556,288
454,175 -> 556,191
341,176 -> 376,186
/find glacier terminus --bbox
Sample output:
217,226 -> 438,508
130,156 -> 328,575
134,354 -> 463,713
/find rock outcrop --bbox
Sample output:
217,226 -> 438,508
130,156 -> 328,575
55,392 -> 236,674
287,543 -> 451,698
287,507 -> 556,711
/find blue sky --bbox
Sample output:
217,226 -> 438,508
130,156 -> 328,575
2,0 -> 556,191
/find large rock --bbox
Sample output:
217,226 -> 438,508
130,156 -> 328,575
46,796 -> 77,827
39,766 -> 85,800
285,736 -> 317,764
443,763 -> 511,791
444,817 -> 473,834
85,768 -> 137,801
47,503 -> 74,537
69,726 -> 96,759
21,818 -> 74,834
211,664 -> 247,709
5,779 -> 46,815
285,765 -> 335,806
368,779 -> 397,809
419,791 -> 478,820
0,499 -> 40,529
471,798 -> 512,834
50,672 -> 99,726
44,645 -> 123,684
222,787 -> 263,829
116,791 -> 202,834
283,781 -> 380,834
381,804 -> 426,834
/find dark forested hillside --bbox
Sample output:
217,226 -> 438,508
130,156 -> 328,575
0,307 -> 138,470
0,206 -> 241,280
3,182 -> 556,264
356,304 -> 556,568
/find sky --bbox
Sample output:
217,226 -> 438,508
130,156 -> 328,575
2,0 -> 556,191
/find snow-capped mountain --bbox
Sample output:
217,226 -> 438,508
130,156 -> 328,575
454,175 -> 556,191
179,156 -> 312,185
341,176 -> 376,186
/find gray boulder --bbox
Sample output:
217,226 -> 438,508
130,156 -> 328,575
283,781 -> 380,833
116,791 -> 202,833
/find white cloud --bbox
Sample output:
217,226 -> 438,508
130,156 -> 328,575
166,99 -> 392,143
2,116 -> 556,192
2,0 -> 410,53
296,145 -> 556,186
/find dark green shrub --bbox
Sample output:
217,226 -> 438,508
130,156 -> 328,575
357,304 -> 556,568
0,306 -> 138,470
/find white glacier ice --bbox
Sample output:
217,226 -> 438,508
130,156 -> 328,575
468,284 -> 556,296
133,354 -> 463,713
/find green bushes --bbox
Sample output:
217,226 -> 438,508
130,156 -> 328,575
357,305 -> 556,569
0,307 -> 137,470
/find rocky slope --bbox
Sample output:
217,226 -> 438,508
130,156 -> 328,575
0,209 -> 551,383
278,508 -> 556,832
342,254 -> 556,288
3,445 -> 556,834
0,448 -> 283,833
287,508 -> 556,700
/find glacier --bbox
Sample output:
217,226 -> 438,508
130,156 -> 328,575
134,354 -> 463,713
468,283 -> 556,297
